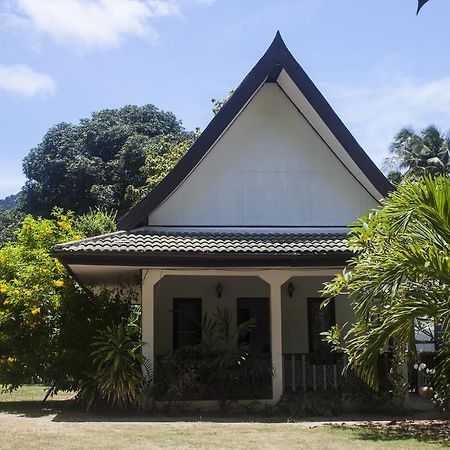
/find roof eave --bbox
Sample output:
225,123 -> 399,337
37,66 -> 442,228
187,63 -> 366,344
53,250 -> 353,268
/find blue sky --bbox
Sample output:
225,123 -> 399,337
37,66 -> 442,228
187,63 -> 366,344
1,0 -> 450,198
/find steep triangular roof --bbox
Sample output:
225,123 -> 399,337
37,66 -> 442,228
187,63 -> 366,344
119,32 -> 392,230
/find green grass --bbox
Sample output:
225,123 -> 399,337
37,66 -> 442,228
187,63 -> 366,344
0,384 -> 73,402
0,386 -> 448,449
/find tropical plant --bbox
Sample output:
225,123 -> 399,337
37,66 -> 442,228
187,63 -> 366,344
182,306 -> 273,409
384,126 -> 450,180
74,207 -> 117,238
322,176 -> 450,408
85,311 -> 150,410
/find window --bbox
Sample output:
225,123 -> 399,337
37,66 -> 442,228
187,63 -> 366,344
307,297 -> 335,364
173,299 -> 202,351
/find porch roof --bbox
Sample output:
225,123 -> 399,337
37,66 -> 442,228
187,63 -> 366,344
54,229 -> 352,267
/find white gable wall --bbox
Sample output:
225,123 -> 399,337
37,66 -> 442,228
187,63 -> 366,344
148,83 -> 379,227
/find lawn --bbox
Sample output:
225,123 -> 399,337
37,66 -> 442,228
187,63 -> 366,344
0,386 -> 449,449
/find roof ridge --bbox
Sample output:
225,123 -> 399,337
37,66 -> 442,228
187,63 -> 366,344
117,32 -> 391,231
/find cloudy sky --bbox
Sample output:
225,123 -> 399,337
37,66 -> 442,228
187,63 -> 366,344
1,0 -> 450,197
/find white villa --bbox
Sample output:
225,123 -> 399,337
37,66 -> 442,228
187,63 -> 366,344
55,33 -> 392,405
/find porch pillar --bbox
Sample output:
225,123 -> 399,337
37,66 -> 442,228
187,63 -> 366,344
141,269 -> 162,371
259,272 -> 289,404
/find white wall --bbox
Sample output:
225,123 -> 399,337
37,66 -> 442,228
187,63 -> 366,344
282,276 -> 353,354
148,84 -> 379,227
152,274 -> 353,355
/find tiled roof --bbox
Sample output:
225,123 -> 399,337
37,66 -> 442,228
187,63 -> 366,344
54,229 -> 350,256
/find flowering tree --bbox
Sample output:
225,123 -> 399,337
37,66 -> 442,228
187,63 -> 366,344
0,210 -> 131,394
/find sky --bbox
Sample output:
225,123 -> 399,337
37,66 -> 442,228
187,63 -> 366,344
1,0 -> 450,198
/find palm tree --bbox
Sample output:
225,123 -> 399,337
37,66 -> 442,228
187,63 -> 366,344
323,176 -> 450,407
384,126 -> 450,180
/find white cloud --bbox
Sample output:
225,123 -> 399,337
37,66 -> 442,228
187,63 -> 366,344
0,64 -> 56,96
2,0 -> 214,51
322,75 -> 450,166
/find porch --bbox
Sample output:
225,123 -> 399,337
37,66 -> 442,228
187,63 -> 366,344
142,268 -> 354,404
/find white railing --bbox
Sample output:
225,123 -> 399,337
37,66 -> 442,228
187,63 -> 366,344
283,353 -> 354,393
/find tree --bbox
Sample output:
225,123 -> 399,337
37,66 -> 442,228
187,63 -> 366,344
211,90 -> 234,115
21,105 -> 191,217
0,208 -> 23,245
125,131 -> 196,206
0,209 -> 132,394
384,126 -> 450,180
0,194 -> 18,210
74,207 -> 117,238
322,176 -> 450,406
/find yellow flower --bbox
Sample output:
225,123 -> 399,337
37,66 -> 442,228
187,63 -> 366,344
6,357 -> 14,364
74,235 -> 82,240
57,220 -> 72,232
53,279 -> 64,288
24,289 -> 32,297
54,260 -> 64,273
31,306 -> 41,315
0,284 -> 7,294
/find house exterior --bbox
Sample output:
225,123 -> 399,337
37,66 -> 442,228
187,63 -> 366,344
54,33 -> 392,405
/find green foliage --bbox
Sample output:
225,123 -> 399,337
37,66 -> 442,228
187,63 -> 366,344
125,132 -> 196,205
322,176 -> 450,407
21,105 -> 191,216
384,126 -> 450,180
211,90 -> 234,115
85,313 -> 150,410
0,208 -> 24,245
0,209 -> 133,396
74,207 -> 117,238
155,307 -> 273,409
278,390 -> 343,417
0,209 -> 81,388
0,194 -> 18,210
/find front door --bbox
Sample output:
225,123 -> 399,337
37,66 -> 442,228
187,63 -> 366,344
237,298 -> 270,354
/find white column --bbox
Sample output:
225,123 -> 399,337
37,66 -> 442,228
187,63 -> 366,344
269,280 -> 283,403
141,269 -> 162,371
259,271 -> 289,405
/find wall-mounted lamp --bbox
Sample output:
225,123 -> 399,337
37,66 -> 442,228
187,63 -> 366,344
216,283 -> 223,298
287,282 -> 295,298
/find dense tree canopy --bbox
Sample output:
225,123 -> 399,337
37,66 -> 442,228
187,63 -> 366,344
384,125 -> 450,182
323,176 -> 450,406
21,105 -> 192,217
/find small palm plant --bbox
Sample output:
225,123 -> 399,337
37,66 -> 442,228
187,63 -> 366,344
183,306 -> 273,409
88,313 -> 151,410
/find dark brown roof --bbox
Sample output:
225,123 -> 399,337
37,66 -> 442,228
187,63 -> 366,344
118,32 -> 392,230
54,230 -> 351,267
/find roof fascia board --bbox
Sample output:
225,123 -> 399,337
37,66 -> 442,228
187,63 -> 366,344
118,32 -> 391,231
118,40 -> 279,230
276,46 -> 392,198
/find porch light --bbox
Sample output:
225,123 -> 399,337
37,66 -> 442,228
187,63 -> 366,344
216,283 -> 223,298
287,282 -> 295,298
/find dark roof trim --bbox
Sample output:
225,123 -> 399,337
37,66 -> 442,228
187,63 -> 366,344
54,250 -> 352,268
118,31 -> 392,230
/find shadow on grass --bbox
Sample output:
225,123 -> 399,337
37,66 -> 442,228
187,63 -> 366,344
0,399 -> 79,418
337,422 -> 450,447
